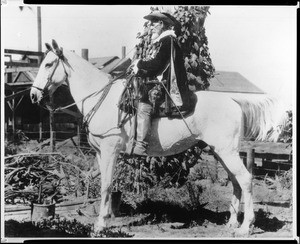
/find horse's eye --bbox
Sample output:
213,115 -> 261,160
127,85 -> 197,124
45,63 -> 53,68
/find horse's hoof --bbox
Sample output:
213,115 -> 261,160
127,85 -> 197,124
226,220 -> 240,229
233,226 -> 252,237
92,225 -> 107,237
92,219 -> 108,236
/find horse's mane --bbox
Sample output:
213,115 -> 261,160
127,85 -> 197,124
63,49 -> 110,87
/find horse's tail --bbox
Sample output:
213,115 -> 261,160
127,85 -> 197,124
228,93 -> 290,142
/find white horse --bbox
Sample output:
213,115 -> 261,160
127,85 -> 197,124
30,40 -> 287,236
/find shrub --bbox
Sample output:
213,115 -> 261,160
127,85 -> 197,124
278,110 -> 293,144
278,169 -> 292,190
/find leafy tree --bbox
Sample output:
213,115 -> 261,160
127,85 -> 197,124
133,6 -> 215,91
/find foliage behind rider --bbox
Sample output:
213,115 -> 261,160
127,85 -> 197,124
125,12 -> 195,157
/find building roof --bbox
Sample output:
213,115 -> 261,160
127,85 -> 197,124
208,71 -> 265,94
89,56 -> 131,75
103,58 -> 131,74
89,56 -> 119,69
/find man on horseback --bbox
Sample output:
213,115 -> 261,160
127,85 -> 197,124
126,11 -> 194,156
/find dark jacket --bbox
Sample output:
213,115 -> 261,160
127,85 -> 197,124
136,34 -> 190,107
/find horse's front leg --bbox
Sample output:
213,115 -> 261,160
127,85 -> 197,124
93,141 -> 122,232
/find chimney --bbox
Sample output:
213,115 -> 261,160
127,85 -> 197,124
81,49 -> 89,61
122,46 -> 126,59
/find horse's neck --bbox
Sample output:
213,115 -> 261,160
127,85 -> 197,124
64,51 -> 110,112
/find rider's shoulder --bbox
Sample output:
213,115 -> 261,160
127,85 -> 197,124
159,35 -> 173,46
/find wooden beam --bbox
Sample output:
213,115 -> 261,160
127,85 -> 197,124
6,100 -> 13,111
15,95 -> 25,110
4,49 -> 44,56
5,61 -> 39,67
5,67 -> 39,73
239,151 -> 292,160
5,82 -> 33,87
12,71 -> 21,83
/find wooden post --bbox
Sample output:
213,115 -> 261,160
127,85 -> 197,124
37,6 -> 42,64
77,118 -> 81,146
78,48 -> 88,145
212,157 -> 218,182
11,92 -> 15,141
49,94 -> 55,152
39,108 -> 43,142
247,148 -> 254,174
37,7 -> 42,52
122,46 -> 126,59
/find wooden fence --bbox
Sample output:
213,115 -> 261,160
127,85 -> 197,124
240,148 -> 292,176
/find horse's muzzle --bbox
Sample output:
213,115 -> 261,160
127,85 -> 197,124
30,87 -> 42,104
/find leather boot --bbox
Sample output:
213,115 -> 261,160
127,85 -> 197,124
133,102 -> 152,156
126,102 -> 152,156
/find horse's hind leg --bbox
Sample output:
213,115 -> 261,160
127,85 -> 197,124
227,172 -> 242,228
212,150 -> 255,235
236,168 -> 255,235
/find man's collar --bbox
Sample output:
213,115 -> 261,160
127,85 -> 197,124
153,30 -> 176,44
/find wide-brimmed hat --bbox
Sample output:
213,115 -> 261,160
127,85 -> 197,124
143,11 -> 175,26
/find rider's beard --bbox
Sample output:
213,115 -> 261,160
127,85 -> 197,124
151,32 -> 160,41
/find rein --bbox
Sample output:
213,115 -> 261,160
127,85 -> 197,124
35,46 -> 136,129
50,72 -> 126,131
81,73 -> 125,128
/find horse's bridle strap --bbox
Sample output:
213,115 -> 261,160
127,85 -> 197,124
43,57 -> 67,92
31,86 -> 44,92
34,56 -> 68,95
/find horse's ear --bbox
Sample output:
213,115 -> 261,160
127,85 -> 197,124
45,43 -> 52,52
52,39 -> 59,50
52,39 -> 63,58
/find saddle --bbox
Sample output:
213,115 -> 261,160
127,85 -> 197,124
155,89 -> 197,119
118,75 -> 197,119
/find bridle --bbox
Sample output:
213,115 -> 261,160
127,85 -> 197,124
32,51 -> 68,96
32,46 -> 135,130
32,50 -> 125,129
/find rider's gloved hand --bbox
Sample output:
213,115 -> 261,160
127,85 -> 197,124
130,59 -> 140,75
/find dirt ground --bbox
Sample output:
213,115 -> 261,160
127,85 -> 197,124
90,179 -> 293,239
120,179 -> 294,239
4,174 -> 294,240
3,139 -> 295,240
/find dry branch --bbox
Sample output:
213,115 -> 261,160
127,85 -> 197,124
5,152 -> 63,160
5,167 -> 26,182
